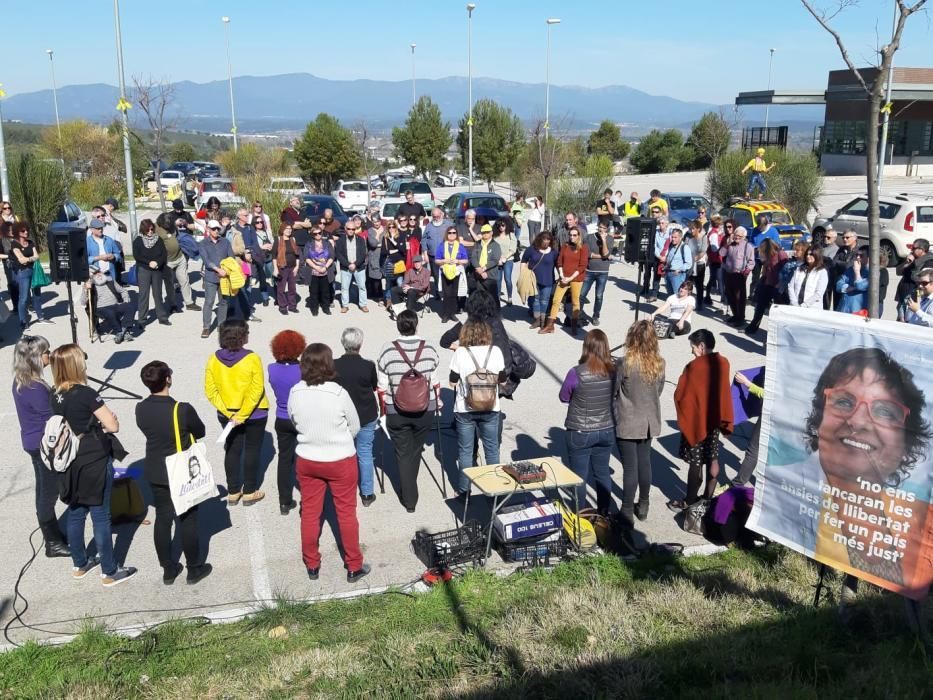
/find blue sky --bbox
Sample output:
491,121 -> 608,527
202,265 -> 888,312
3,0 -> 930,103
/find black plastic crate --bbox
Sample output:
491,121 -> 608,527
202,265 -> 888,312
412,520 -> 485,569
497,531 -> 569,567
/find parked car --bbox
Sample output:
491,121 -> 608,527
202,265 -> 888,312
331,179 -> 371,213
663,192 -> 712,228
385,179 -> 435,209
158,169 -> 185,192
48,199 -> 89,233
267,177 -> 309,198
196,177 -> 241,209
193,161 -> 221,178
442,192 -> 510,223
300,195 -> 349,226
719,199 -> 810,252
169,161 -> 198,175
812,193 -> 933,264
370,198 -> 430,226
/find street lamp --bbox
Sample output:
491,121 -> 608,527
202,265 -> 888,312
410,43 -> 417,106
467,3 -> 475,193
111,0 -> 138,238
222,16 -> 238,152
764,47 -> 775,131
544,18 -> 560,137
46,49 -> 65,173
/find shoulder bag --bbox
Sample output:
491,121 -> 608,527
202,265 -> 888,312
165,403 -> 219,514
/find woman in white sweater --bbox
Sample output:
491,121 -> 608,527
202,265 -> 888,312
788,246 -> 829,309
287,343 -> 369,584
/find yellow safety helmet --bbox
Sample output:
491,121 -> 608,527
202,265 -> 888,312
756,147 -> 766,156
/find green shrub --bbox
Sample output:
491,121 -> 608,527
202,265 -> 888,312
9,154 -> 70,250
70,176 -> 124,211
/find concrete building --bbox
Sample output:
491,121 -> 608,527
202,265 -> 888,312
736,67 -> 933,176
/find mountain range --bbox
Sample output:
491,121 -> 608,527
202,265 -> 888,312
1,72 -> 824,134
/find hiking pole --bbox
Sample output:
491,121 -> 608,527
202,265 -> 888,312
434,389 -> 447,498
87,287 -> 97,344
375,419 -> 386,495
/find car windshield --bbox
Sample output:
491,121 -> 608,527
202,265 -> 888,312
203,181 -> 234,192
382,202 -> 402,219
467,196 -> 507,211
667,196 -> 706,210
162,172 -> 181,179
342,182 -> 368,192
400,182 -> 431,195
301,198 -> 345,218
762,210 -> 792,225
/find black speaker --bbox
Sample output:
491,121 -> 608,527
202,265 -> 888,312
623,217 -> 657,265
48,228 -> 89,283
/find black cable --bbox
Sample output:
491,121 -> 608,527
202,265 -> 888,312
3,527 -> 41,648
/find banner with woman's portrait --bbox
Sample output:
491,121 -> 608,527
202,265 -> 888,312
747,307 -> 933,600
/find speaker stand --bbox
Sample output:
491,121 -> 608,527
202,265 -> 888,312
634,262 -> 644,322
64,282 -> 141,400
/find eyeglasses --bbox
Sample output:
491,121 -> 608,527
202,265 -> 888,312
823,388 -> 909,428
725,225 -> 734,229
1,206 -> 10,211
345,227 -> 358,232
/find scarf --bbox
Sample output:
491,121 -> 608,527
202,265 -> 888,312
479,240 -> 489,267
141,233 -> 158,249
797,268 -> 811,305
442,241 -> 461,280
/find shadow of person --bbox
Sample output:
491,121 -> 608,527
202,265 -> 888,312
720,331 -> 766,355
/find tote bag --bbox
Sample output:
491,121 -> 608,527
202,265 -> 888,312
165,403 -> 218,514
31,260 -> 51,288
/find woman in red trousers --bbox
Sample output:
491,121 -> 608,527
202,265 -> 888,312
287,343 -> 371,583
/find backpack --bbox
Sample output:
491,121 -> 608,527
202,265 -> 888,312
392,340 -> 431,413
464,346 -> 498,411
39,415 -> 82,473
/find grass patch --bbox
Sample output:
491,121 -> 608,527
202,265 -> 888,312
0,547 -> 929,698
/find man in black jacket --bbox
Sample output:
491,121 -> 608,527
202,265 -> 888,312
398,190 -> 426,219
895,238 -> 933,321
336,220 -> 369,313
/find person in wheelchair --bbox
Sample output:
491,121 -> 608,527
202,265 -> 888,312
79,266 -> 134,343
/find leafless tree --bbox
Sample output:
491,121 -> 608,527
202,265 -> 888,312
132,76 -> 179,213
527,116 -> 570,230
801,0 -> 927,318
353,121 -> 377,200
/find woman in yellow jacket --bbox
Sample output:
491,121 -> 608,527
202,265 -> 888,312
204,319 -> 269,505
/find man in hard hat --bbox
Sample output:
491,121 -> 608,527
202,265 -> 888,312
741,148 -> 775,200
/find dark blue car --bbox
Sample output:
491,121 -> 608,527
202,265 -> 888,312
300,195 -> 349,226
663,192 -> 711,228
442,192 -> 510,223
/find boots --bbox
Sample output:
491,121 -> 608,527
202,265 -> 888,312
635,500 -> 650,521
528,314 -> 543,330
570,312 -> 580,337
40,520 -> 69,558
539,318 -> 555,334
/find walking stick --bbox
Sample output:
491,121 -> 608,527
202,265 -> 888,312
86,286 -> 97,343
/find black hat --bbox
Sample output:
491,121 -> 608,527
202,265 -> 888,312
104,197 -> 119,208
172,198 -> 184,209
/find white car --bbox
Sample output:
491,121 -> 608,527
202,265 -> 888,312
158,170 -> 184,192
195,177 -> 246,210
812,193 -> 933,263
268,177 -> 309,197
331,180 -> 371,213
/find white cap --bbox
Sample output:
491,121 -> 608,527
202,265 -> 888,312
208,220 -> 221,229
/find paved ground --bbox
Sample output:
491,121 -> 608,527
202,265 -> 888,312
0,171 -> 921,645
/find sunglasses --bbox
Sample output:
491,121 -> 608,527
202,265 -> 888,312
1,206 -> 11,211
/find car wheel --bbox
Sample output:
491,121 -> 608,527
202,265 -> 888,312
881,240 -> 898,266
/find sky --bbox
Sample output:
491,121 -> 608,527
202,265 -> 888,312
3,0 -> 931,103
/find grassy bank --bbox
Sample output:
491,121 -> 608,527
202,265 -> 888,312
1,547 -> 929,699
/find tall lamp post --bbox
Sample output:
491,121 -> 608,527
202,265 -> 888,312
466,3 -> 475,193
112,0 -> 138,238
0,85 -> 9,201
764,47 -> 776,131
544,18 -> 560,227
46,49 -> 65,174
410,43 -> 417,106
222,16 -> 238,152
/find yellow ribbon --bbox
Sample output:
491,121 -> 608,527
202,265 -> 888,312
231,126 -> 237,134
0,84 -> 6,99
881,101 -> 893,115
116,97 -> 132,112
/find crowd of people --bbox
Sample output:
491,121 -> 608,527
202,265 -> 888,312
6,182 -> 921,590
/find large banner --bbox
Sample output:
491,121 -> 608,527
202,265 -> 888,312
747,307 -> 933,600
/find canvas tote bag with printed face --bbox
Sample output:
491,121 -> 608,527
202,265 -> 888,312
165,403 -> 219,514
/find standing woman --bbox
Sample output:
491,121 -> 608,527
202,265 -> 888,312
366,216 -> 387,305
132,218 -> 171,330
721,224 -> 755,327
613,319 -> 665,526
11,335 -> 68,557
494,219 -> 517,305
526,196 -> 543,245
303,227 -> 334,316
271,223 -> 300,314
382,221 -> 407,306
687,219 -> 709,311
0,222 -> 19,312
745,238 -> 787,335
204,320 -> 269,506
520,231 -> 557,329
436,225 -> 469,323
289,343 -> 370,583
10,221 -> 49,329
268,330 -> 305,515
135,361 -> 213,585
1,201 -> 19,224
705,214 -> 725,306
541,226 -> 588,336
50,344 -> 137,586
670,330 -> 734,510
559,329 -> 617,515
788,246 -> 829,309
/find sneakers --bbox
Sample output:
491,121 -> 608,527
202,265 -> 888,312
346,563 -> 371,583
186,563 -> 213,585
158,318 -> 172,326
73,555 -> 101,579
114,331 -> 125,344
162,562 -> 183,585
591,316 -> 600,326
361,494 -> 377,507
201,328 -> 211,338
279,499 -> 297,515
186,303 -> 202,311
102,566 -> 138,587
307,567 -> 320,581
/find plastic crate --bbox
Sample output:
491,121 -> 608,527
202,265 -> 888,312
412,520 -> 485,569
497,531 -> 569,567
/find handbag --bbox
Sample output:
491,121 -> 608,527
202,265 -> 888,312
165,403 -> 218,514
683,499 -> 708,536
653,316 -> 674,339
393,259 -> 407,276
126,263 -> 138,286
31,260 -> 51,288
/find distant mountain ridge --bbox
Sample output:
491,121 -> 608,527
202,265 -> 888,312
2,72 -> 823,134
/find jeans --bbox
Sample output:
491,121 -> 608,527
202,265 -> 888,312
4,260 -> 19,311
497,259 -> 514,299
747,172 -> 767,196
15,268 -> 43,324
733,418 -> 761,486
136,266 -> 168,323
383,274 -> 403,302
618,437 -> 653,520
340,268 -> 368,308
67,464 -> 115,574
527,220 -> 541,244
296,454 -> 363,571
355,419 -> 378,497
386,411 -> 433,510
455,411 -> 501,493
566,428 -> 615,514
28,448 -> 60,527
531,283 -> 553,315
97,305 -> 132,335
151,483 -> 200,568
665,271 -> 687,296
274,417 -> 298,506
219,414 -> 266,495
202,279 -> 228,329
580,270 -> 608,319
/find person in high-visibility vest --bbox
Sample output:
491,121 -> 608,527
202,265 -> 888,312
622,191 -> 642,220
741,148 -> 776,200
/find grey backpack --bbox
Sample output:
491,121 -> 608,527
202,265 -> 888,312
464,347 -> 498,411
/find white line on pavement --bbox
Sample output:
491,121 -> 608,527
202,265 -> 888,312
245,507 -> 272,601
